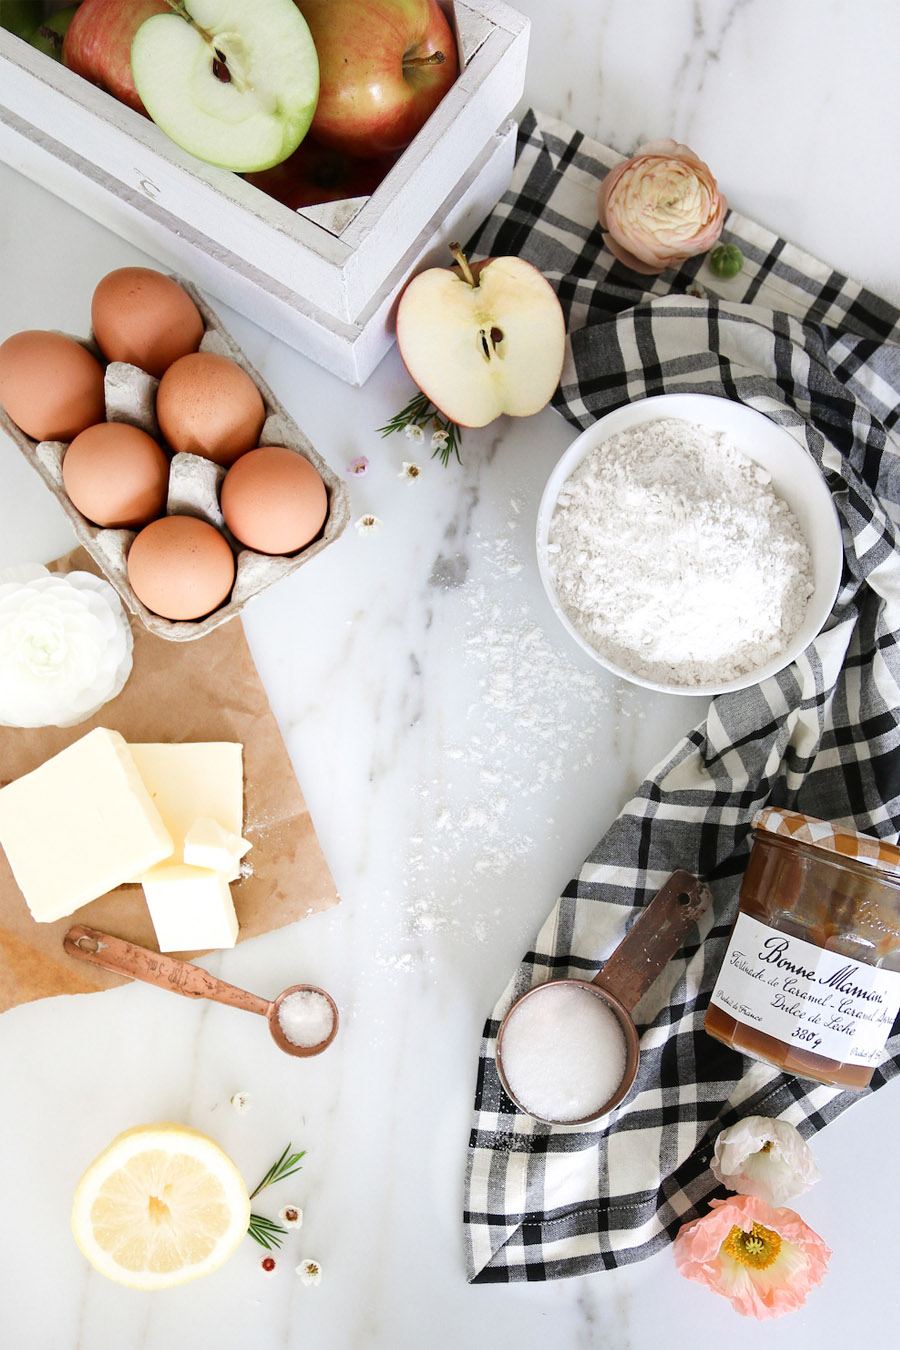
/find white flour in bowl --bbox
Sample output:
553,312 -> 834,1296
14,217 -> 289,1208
547,417 -> 814,686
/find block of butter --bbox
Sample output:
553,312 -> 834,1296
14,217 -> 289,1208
0,728 -> 173,923
127,742 -> 243,879
142,863 -> 239,952
184,816 -> 252,882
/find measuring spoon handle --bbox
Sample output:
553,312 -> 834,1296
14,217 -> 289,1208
592,871 -> 710,1013
64,925 -> 271,1018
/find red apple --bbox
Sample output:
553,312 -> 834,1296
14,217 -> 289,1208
63,0 -> 169,114
296,0 -> 458,158
246,141 -> 397,210
397,246 -> 567,429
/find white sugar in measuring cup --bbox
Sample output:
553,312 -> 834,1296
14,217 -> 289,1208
495,872 -> 710,1125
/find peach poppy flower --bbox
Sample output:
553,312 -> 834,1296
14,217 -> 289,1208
673,1194 -> 830,1319
598,140 -> 726,275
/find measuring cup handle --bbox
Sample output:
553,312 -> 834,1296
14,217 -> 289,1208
64,925 -> 271,1018
592,871 -> 710,1014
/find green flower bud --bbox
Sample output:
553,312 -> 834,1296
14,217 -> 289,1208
708,243 -> 744,279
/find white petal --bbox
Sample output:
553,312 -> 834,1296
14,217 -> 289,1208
297,1259 -> 322,1286
712,1117 -> 821,1205
0,572 -> 133,729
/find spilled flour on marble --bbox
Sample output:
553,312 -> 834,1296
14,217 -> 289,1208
375,498 -> 641,971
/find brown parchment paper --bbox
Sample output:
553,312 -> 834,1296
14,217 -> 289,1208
0,549 -> 339,1011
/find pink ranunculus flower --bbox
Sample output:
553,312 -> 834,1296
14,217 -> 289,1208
673,1194 -> 830,1319
598,139 -> 726,275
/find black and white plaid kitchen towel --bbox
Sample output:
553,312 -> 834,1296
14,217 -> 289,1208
462,110 -> 900,1283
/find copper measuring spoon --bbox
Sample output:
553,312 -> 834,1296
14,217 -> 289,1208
495,871 -> 710,1125
64,925 -> 339,1058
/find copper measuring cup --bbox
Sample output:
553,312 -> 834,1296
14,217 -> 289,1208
64,925 -> 339,1058
495,871 -> 710,1125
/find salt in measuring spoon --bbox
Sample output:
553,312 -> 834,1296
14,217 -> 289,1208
495,871 -> 710,1125
64,925 -> 339,1058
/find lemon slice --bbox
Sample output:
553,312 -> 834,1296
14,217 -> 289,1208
71,1123 -> 250,1290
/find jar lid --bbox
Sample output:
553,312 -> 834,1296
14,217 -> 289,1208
753,807 -> 900,878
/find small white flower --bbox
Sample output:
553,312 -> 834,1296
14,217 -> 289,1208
230,1090 -> 252,1114
0,567 -> 133,728
399,462 -> 421,482
259,1256 -> 277,1276
404,423 -> 425,443
355,514 -> 382,537
711,1116 -> 821,1206
346,455 -> 369,477
278,1204 -> 303,1229
430,429 -> 449,450
297,1258 -> 322,1286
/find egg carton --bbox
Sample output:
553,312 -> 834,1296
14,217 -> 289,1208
0,280 -> 350,642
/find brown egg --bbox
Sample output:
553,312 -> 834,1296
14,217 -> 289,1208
0,331 -> 105,441
156,352 -> 265,466
91,267 -> 205,378
221,446 -> 328,555
63,422 -> 169,528
127,515 -> 235,620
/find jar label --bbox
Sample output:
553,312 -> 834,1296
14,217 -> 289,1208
710,912 -> 900,1067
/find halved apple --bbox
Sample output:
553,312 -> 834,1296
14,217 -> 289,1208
396,247 -> 567,429
131,0 -> 318,172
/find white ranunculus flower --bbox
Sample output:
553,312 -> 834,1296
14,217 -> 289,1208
0,566 -> 133,728
711,1116 -> 821,1206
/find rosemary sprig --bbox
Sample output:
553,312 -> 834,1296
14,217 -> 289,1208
245,1143 -> 306,1249
249,1143 -> 306,1200
248,1213 -> 288,1251
377,391 -> 463,467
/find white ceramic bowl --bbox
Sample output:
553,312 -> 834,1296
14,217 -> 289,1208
536,393 -> 843,697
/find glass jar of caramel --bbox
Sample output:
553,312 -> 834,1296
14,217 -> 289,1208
705,808 -> 900,1090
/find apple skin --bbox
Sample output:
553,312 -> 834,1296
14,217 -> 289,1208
245,141 -> 397,210
296,0 -> 458,158
396,254 -> 567,430
63,0 -> 169,114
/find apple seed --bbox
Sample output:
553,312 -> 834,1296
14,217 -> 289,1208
212,50 -> 232,83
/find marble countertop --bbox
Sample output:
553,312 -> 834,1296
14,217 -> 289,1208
2,2 -> 899,1347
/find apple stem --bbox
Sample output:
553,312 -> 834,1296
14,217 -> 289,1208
403,50 -> 446,70
450,242 -> 479,289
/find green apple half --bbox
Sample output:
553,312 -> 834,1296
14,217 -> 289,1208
131,0 -> 318,172
397,247 -> 567,429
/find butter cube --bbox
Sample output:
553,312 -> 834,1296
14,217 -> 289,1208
127,742 -> 243,879
0,728 -> 173,923
142,863 -> 239,952
184,816 -> 252,881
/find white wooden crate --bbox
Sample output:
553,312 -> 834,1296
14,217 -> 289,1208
0,1 -> 528,325
0,115 -> 517,386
